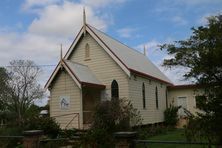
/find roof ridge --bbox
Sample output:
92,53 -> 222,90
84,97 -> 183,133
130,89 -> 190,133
86,24 -> 147,57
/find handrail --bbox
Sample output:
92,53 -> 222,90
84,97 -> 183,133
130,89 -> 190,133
134,140 -> 218,145
51,112 -> 80,129
0,136 -> 24,138
51,113 -> 79,118
65,113 -> 79,129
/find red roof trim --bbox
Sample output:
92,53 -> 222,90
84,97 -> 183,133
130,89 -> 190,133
129,68 -> 173,85
82,82 -> 106,89
168,84 -> 206,89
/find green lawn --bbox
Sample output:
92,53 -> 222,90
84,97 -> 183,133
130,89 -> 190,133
136,129 -> 212,148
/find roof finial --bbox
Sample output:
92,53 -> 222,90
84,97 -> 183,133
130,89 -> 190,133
143,45 -> 147,56
83,7 -> 86,36
60,44 -> 63,61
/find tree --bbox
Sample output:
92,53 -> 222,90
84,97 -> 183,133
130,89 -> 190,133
0,68 -> 10,110
4,60 -> 44,126
160,15 -> 222,145
0,67 -> 13,124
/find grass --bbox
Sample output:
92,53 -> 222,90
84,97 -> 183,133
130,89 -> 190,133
136,129 -> 213,148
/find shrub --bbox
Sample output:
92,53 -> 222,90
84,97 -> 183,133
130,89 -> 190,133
164,105 -> 180,127
24,117 -> 60,138
135,124 -> 173,139
84,98 -> 142,147
185,114 -> 216,145
58,128 -> 78,138
0,127 -> 23,148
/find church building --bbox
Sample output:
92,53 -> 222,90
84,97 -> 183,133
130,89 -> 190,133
45,11 -> 203,129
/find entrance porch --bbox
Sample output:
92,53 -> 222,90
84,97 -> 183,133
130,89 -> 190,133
82,86 -> 104,129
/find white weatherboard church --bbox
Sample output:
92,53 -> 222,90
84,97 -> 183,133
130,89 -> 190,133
45,10 -> 203,129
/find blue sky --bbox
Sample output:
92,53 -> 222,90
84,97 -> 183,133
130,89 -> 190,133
0,0 -> 222,87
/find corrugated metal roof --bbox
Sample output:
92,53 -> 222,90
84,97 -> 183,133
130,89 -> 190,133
64,60 -> 103,85
87,25 -> 172,84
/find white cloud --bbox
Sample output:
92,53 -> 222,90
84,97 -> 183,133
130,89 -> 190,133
23,0 -> 127,10
179,0 -> 222,5
136,39 -> 193,85
81,0 -> 126,8
29,1 -> 107,38
136,40 -> 162,56
0,0 -> 127,92
0,0 -> 116,67
22,0 -> 62,10
0,0 -> 127,106
117,27 -> 137,38
197,11 -> 222,25
159,66 -> 192,85
0,32 -> 60,66
171,16 -> 187,25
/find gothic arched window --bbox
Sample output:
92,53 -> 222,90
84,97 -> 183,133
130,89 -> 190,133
85,43 -> 90,58
142,83 -> 146,109
111,80 -> 119,99
155,86 -> 159,109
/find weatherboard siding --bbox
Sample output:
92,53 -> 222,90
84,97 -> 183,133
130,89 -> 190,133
167,88 -> 204,115
129,76 -> 167,124
50,70 -> 82,129
68,33 -> 129,99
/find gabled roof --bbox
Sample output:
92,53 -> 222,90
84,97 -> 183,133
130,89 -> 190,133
44,60 -> 105,89
64,24 -> 172,85
45,23 -> 173,90
64,60 -> 103,87
87,25 -> 172,84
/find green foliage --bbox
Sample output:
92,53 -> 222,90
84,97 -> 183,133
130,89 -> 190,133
0,127 -> 23,148
24,117 -> 60,138
24,104 -> 41,119
136,125 -> 171,140
164,105 -> 180,127
0,67 -> 11,121
82,128 -> 114,148
161,14 -> 222,144
92,98 -> 142,131
84,98 -> 142,147
185,86 -> 222,144
58,128 -> 77,138
160,15 -> 222,84
195,95 -> 206,109
185,116 -> 215,143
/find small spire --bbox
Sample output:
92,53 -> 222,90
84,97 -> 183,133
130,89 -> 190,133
83,7 -> 86,36
143,45 -> 147,56
60,44 -> 63,61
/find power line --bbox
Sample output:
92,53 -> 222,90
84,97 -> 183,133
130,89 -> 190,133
0,64 -> 57,68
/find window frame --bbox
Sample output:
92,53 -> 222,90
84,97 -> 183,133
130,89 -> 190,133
111,80 -> 119,99
155,86 -> 159,109
142,83 -> 146,109
85,43 -> 90,59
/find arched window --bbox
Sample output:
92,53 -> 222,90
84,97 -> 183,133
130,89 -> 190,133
111,80 -> 119,99
142,83 -> 146,109
155,86 -> 159,109
85,43 -> 90,58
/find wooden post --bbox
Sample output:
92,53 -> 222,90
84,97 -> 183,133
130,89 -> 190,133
23,130 -> 43,148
